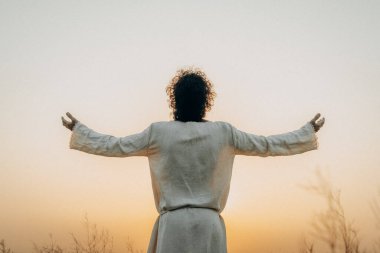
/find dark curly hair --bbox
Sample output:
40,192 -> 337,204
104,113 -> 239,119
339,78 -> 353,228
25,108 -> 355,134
166,67 -> 216,122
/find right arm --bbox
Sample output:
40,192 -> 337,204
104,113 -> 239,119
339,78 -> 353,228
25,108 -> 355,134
62,112 -> 151,157
230,114 -> 324,157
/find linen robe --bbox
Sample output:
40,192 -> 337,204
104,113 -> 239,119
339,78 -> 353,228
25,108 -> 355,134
69,120 -> 318,253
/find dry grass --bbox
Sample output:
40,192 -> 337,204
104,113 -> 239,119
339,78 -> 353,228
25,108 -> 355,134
370,190 -> 380,253
69,214 -> 113,253
16,214 -> 142,253
299,238 -> 314,253
33,234 -> 63,253
1,172 -> 380,253
0,240 -> 14,253
302,170 -> 380,253
125,237 -> 143,253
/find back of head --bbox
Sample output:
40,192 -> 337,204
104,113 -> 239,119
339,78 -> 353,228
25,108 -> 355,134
166,67 -> 216,122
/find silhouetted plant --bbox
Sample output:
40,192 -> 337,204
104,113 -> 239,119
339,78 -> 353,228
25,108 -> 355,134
299,238 -> 314,253
29,215 -> 143,253
70,214 -> 113,253
0,240 -> 14,253
33,234 -> 64,253
370,190 -> 380,253
303,170 -> 364,253
125,237 -> 143,253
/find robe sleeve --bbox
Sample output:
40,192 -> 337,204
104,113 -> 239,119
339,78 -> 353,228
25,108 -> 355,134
231,122 -> 318,156
69,121 -> 151,157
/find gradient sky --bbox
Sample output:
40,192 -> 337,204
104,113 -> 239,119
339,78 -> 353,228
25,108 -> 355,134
1,1 -> 379,252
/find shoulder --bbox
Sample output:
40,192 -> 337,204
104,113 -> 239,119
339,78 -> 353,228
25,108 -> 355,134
149,121 -> 172,128
213,121 -> 235,131
147,121 -> 177,133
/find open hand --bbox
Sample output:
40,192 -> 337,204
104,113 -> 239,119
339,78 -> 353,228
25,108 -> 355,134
61,112 -> 78,131
310,113 -> 325,133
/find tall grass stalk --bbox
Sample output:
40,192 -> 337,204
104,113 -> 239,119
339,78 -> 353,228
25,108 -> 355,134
304,170 -> 364,253
0,240 -> 14,253
70,214 -> 113,253
33,234 -> 63,253
370,190 -> 380,252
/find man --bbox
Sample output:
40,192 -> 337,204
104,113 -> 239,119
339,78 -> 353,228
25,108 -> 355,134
62,67 -> 325,253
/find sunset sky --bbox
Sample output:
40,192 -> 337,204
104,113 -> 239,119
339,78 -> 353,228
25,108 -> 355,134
1,1 -> 379,252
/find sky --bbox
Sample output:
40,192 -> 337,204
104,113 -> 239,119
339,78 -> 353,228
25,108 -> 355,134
0,0 -> 379,252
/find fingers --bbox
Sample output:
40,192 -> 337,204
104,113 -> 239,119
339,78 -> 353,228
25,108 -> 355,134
61,116 -> 71,130
66,112 -> 78,123
311,113 -> 321,123
61,116 -> 69,125
62,112 -> 78,131
309,113 -> 325,132
316,117 -> 325,128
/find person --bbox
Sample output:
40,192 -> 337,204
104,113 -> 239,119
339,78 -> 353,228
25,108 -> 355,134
61,67 -> 325,253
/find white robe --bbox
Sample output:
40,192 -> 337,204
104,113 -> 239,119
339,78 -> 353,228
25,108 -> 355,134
69,120 -> 318,253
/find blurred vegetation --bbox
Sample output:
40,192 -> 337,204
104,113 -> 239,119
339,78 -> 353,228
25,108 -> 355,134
1,171 -> 379,253
370,188 -> 380,253
2,215 -> 142,253
300,170 -> 380,253
0,240 -> 14,253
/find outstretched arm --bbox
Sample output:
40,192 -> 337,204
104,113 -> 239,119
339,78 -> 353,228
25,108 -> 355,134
61,112 -> 151,157
232,113 -> 325,157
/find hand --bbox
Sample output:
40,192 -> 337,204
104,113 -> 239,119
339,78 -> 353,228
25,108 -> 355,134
61,112 -> 78,131
310,113 -> 325,133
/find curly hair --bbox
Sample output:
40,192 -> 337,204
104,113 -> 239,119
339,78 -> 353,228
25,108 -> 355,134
166,67 -> 216,122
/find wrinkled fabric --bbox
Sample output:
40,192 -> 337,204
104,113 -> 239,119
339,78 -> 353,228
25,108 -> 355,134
69,120 -> 318,253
